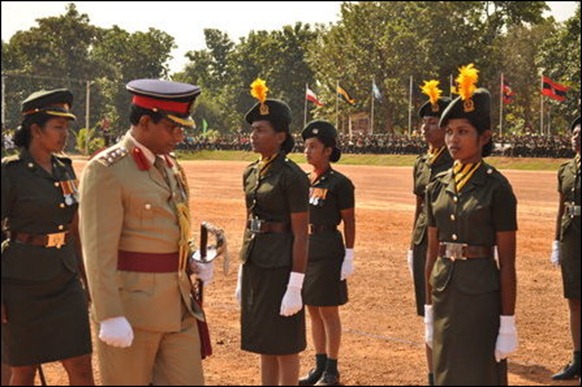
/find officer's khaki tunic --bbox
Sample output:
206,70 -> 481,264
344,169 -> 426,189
557,157 -> 580,299
410,149 -> 453,316
426,163 -> 517,385
240,152 -> 310,355
80,132 -> 204,385
303,168 -> 354,306
1,149 -> 91,366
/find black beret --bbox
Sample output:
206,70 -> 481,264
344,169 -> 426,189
570,116 -> 580,131
439,88 -> 491,134
301,120 -> 341,162
126,79 -> 201,128
21,88 -> 75,120
418,97 -> 452,119
245,99 -> 292,130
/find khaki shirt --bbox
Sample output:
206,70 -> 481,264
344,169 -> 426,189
411,149 -> 453,245
239,152 -> 309,268
79,132 -> 199,332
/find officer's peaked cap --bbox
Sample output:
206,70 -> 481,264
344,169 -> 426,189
21,88 -> 76,120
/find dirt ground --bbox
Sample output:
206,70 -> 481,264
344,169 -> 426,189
34,159 -> 579,386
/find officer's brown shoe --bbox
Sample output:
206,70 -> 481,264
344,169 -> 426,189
299,368 -> 323,386
314,371 -> 341,386
551,362 -> 580,380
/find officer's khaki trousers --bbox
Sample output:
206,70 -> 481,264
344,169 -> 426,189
95,313 -> 203,385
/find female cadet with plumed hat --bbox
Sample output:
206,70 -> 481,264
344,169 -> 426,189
235,79 -> 310,385
1,89 -> 94,385
549,115 -> 580,381
298,120 -> 355,386
407,81 -> 452,386
424,64 -> 518,385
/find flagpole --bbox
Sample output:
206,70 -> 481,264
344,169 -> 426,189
370,78 -> 375,135
408,75 -> 413,138
499,73 -> 503,137
335,80 -> 339,131
304,83 -> 308,128
540,74 -> 544,135
449,74 -> 453,98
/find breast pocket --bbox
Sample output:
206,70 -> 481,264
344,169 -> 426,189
127,193 -> 164,230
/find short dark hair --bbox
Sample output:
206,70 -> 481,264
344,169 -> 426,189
129,105 -> 165,126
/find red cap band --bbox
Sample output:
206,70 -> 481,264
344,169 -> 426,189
132,95 -> 190,115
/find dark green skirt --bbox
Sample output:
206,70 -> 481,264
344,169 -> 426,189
412,236 -> 428,316
241,262 -> 306,355
560,222 -> 581,299
2,271 -> 92,366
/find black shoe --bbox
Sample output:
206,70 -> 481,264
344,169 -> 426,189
551,362 -> 580,380
314,371 -> 341,386
299,368 -> 324,386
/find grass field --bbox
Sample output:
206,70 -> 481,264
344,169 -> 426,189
175,150 -> 569,171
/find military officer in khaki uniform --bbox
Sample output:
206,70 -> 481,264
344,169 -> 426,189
299,120 -> 355,387
424,64 -> 518,385
79,79 -> 213,385
549,116 -> 580,381
2,89 -> 94,385
235,79 -> 310,385
408,81 -> 452,386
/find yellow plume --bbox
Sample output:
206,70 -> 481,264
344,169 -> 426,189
420,80 -> 442,106
250,78 -> 269,103
455,63 -> 479,101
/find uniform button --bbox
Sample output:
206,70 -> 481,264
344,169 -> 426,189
452,233 -> 458,240
59,203 -> 66,208
145,204 -> 152,210
58,225 -> 64,230
450,214 -> 456,221
28,162 -> 34,168
487,168 -> 493,174
54,182 -> 60,187
453,196 -> 458,203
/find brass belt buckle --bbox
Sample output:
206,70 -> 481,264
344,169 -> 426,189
249,219 -> 263,234
566,204 -> 581,217
47,232 -> 66,249
446,242 -> 468,261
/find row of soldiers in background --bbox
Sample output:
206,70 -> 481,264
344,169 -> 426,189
1,126 -> 575,159
174,132 -> 576,159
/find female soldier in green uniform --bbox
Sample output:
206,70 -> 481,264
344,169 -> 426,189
424,64 -> 518,385
1,89 -> 94,385
237,79 -> 310,385
408,81 -> 452,386
299,120 -> 355,386
549,116 -> 580,381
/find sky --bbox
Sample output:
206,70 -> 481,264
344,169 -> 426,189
1,1 -> 579,74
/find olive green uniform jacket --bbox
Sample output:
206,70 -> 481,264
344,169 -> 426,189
426,162 -> 517,385
239,152 -> 310,355
557,158 -> 580,299
410,149 -> 453,316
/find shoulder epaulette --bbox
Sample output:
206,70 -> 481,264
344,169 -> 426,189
1,154 -> 22,165
97,146 -> 129,167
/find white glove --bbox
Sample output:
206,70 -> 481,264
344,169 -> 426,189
406,249 -> 414,277
279,272 -> 304,317
550,240 -> 560,266
234,264 -> 243,306
424,304 -> 433,349
340,248 -> 355,280
189,258 -> 215,285
99,316 -> 134,348
495,315 -> 518,362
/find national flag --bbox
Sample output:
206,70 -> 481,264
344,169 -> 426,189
306,87 -> 324,106
502,79 -> 514,104
337,84 -> 356,105
372,80 -> 383,100
541,76 -> 569,102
